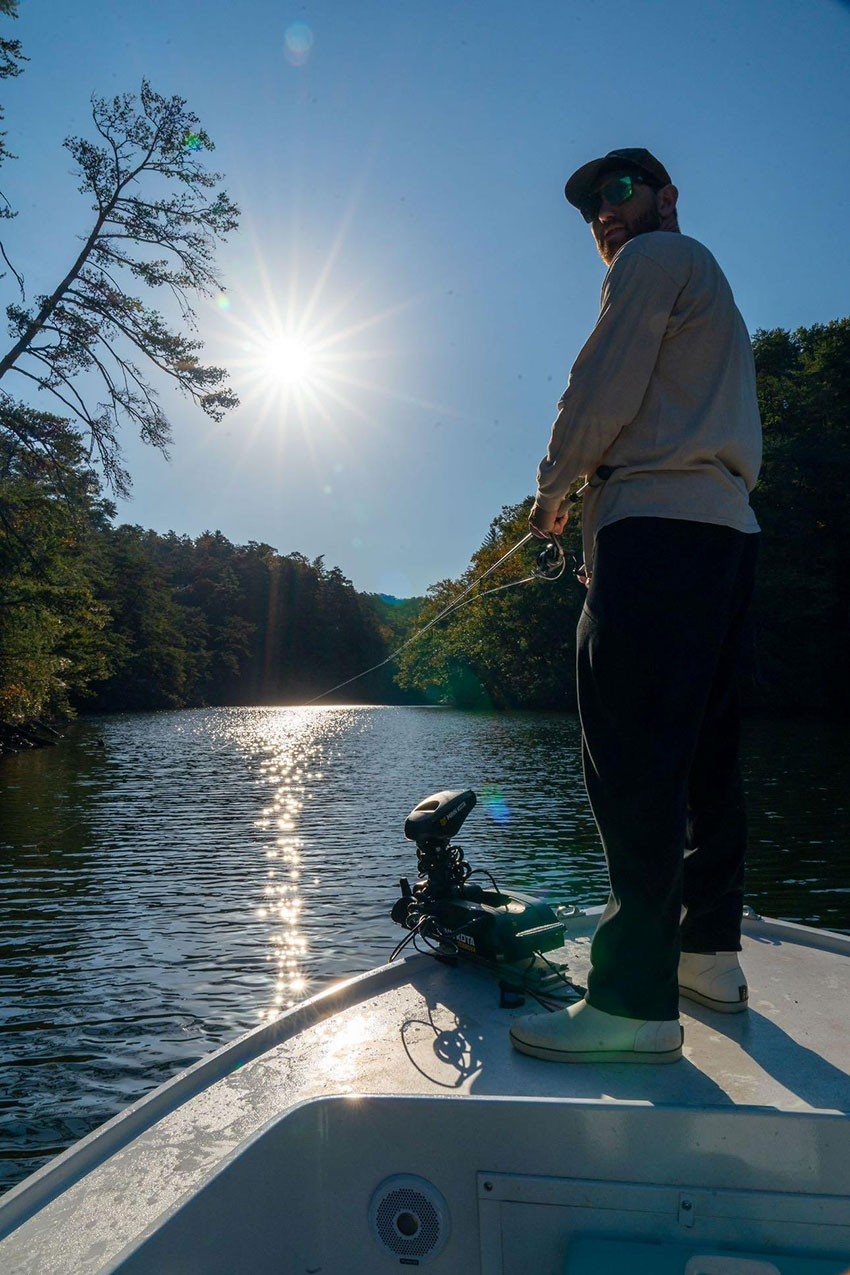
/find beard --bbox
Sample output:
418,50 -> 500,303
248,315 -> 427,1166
595,201 -> 663,265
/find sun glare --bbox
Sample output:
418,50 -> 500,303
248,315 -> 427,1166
213,219 -> 458,458
227,299 -> 378,427
261,335 -> 320,390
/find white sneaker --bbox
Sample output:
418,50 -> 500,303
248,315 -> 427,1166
678,951 -> 748,1013
509,998 -> 683,1064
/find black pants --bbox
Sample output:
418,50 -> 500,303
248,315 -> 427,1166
577,517 -> 759,1021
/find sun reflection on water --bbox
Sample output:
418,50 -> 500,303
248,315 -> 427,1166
247,706 -> 360,1020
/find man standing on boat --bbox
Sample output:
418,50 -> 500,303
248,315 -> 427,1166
510,148 -> 762,1064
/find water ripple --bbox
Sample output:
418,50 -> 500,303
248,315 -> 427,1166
1,706 -> 848,1193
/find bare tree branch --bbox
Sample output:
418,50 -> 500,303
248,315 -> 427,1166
0,234 -> 23,295
0,80 -> 239,489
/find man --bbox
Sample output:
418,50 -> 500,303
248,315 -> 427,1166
510,148 -> 762,1064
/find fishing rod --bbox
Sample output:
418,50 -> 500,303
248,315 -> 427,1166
306,468 -> 612,705
304,534 -> 564,704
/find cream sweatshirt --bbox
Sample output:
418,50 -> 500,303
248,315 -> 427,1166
535,231 -> 762,571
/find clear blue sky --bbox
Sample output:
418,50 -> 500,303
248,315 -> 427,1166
4,0 -> 850,595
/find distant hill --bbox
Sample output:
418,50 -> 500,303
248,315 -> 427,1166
360,593 -> 425,649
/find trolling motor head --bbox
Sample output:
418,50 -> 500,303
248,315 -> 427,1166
391,788 -> 565,964
403,788 -> 476,845
402,789 -> 476,898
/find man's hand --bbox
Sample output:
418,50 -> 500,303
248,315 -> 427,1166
529,499 -> 569,540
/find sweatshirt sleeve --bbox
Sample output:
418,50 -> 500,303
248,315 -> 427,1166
535,246 -> 684,510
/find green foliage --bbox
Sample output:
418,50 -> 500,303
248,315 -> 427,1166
361,593 -> 425,648
397,319 -> 850,717
80,528 -> 420,712
750,319 -> 850,713
0,408 -> 115,723
395,498 -> 585,709
0,417 -> 424,727
84,524 -> 209,711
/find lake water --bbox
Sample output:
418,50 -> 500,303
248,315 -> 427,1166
1,705 -> 849,1195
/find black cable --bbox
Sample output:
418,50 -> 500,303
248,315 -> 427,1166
389,916 -> 426,962
536,948 -> 585,995
467,866 -> 509,910
523,988 -> 561,1013
416,926 -> 459,958
391,911 -> 464,962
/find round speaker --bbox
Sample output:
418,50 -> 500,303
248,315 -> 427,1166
368,1174 -> 450,1265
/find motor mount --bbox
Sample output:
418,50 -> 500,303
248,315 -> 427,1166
391,788 -> 565,964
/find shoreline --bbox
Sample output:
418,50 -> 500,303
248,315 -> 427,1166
0,718 -> 68,759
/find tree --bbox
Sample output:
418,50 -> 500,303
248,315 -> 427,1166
0,0 -> 26,184
0,80 -> 239,492
395,499 -> 584,709
0,408 -> 115,725
750,319 -> 850,713
84,523 -> 210,712
0,57 -> 241,735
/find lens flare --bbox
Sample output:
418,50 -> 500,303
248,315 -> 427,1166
223,285 -> 395,444
284,22 -> 314,66
480,784 -> 511,824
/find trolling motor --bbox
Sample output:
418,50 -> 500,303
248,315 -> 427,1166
391,789 -> 565,964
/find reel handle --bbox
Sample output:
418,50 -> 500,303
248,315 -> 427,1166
535,533 -> 566,581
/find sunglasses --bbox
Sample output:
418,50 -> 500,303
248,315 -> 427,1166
578,173 -> 654,224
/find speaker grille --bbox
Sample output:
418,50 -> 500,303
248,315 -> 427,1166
369,1175 -> 449,1264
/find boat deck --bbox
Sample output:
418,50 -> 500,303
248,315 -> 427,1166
1,910 -> 849,1273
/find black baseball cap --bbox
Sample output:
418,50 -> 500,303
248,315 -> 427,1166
564,148 -> 672,209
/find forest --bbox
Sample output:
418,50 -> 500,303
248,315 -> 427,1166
0,11 -> 847,742
395,318 -> 850,717
0,414 -> 421,736
2,318 -> 849,743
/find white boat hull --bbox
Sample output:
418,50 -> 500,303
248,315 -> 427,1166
1,909 -> 849,1273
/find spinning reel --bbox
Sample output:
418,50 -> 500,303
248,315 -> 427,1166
534,534 -> 568,581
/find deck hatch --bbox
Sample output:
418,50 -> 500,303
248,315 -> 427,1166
477,1173 -> 850,1275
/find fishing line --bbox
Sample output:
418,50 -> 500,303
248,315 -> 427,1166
305,468 -> 613,705
305,532 -> 563,704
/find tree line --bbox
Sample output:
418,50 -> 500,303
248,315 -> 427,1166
2,319 -> 849,740
0,11 -> 847,735
0,420 -> 420,738
395,319 -> 850,719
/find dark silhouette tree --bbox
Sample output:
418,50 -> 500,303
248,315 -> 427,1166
0,407 -> 115,726
0,80 -> 239,492
0,0 -> 25,180
750,319 -> 850,713
0,0 -> 26,294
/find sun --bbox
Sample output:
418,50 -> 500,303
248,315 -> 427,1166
259,334 -> 321,391
214,225 -> 456,454
230,313 -> 350,417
